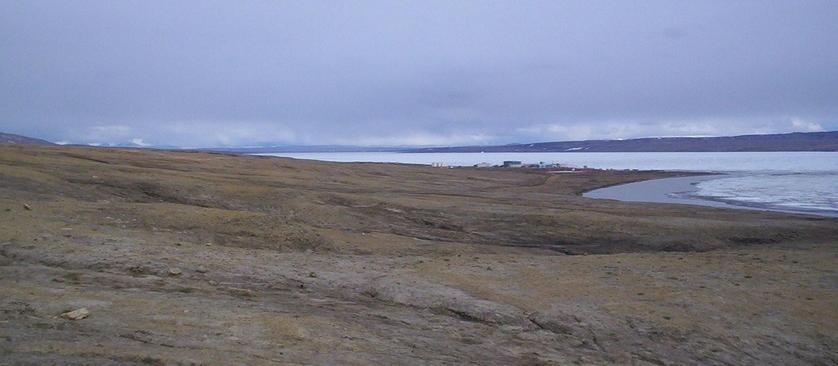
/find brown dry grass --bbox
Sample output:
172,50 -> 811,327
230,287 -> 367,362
1,144 -> 837,365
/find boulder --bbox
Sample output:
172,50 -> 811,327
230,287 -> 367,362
61,308 -> 90,320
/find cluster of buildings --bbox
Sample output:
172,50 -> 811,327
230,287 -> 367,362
496,161 -> 566,169
471,161 -> 574,169
430,160 -> 583,171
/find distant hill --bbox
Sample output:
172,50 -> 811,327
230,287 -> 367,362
405,131 -> 838,153
0,132 -> 54,145
3,130 -> 836,152
203,145 -> 404,154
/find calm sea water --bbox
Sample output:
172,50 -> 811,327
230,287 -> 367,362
257,151 -> 838,172
258,152 -> 838,215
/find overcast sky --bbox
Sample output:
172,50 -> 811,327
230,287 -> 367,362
2,1 -> 837,147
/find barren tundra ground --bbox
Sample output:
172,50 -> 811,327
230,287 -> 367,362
1,145 -> 837,365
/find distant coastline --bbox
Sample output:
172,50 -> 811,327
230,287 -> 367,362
3,130 -> 837,153
404,131 -> 838,153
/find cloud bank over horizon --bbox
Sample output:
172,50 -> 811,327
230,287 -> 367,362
2,1 -> 837,147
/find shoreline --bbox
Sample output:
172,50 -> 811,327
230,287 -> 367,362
584,174 -> 838,218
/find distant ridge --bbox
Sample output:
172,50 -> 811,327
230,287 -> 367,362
3,130 -> 837,152
405,131 -> 838,153
202,145 -> 404,154
0,132 -> 54,145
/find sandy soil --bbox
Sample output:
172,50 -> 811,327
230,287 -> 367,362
1,145 -> 836,365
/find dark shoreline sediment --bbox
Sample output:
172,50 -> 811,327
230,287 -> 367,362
584,174 -> 838,218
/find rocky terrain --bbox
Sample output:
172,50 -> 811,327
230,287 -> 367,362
1,145 -> 837,365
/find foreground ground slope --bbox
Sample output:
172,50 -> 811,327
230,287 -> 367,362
1,145 -> 836,365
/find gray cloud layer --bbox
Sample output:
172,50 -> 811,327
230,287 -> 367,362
2,1 -> 837,146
